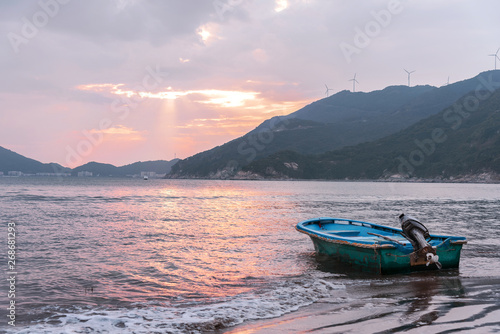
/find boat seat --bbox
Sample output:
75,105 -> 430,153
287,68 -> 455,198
325,230 -> 360,237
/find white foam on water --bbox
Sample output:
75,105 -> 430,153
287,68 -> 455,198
8,276 -> 345,334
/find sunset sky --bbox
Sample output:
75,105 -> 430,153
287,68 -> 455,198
1,0 -> 500,167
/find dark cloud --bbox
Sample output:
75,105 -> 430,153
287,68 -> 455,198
46,1 -> 216,45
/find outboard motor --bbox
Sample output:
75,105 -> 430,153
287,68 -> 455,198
399,214 -> 442,269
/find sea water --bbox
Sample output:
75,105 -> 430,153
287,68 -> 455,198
0,178 -> 499,333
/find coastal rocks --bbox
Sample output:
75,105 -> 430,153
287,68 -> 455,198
381,171 -> 500,183
233,171 -> 264,180
451,172 -> 500,183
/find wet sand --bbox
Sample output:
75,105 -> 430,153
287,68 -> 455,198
220,274 -> 500,333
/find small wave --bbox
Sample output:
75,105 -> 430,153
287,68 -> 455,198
9,194 -> 72,202
7,276 -> 345,334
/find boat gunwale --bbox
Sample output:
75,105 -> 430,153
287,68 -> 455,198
296,217 -> 467,249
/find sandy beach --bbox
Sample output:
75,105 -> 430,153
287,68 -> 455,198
221,274 -> 500,334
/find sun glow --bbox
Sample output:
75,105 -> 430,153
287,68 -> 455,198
193,89 -> 258,107
275,0 -> 288,12
197,26 -> 212,42
78,83 -> 260,108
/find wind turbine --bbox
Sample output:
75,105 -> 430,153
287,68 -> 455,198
444,76 -> 450,86
349,73 -> 359,92
488,48 -> 500,70
324,84 -> 334,97
404,69 -> 415,87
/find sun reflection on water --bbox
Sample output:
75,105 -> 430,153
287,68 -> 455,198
79,180 -> 304,302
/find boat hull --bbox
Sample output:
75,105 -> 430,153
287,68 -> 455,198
310,236 -> 465,274
298,218 -> 466,274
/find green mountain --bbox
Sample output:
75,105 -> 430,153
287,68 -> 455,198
168,71 -> 500,179
0,146 -> 69,174
242,82 -> 500,181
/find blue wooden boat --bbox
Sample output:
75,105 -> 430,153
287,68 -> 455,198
296,215 -> 467,274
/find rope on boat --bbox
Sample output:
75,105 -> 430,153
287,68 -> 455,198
367,232 -> 408,246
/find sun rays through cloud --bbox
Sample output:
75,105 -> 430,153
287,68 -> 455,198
76,81 -> 311,160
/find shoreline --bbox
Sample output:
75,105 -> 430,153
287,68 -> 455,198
166,170 -> 500,184
2,175 -> 499,184
167,175 -> 500,184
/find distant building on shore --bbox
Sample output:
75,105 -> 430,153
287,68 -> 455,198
141,171 -> 157,178
36,172 -> 71,177
8,171 -> 22,176
77,171 -> 93,177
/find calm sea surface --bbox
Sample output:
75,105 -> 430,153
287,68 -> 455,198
0,178 -> 499,333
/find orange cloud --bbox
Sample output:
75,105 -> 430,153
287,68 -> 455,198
89,125 -> 146,141
78,83 -> 260,108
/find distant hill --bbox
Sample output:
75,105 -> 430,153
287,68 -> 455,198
72,159 -> 179,176
168,70 -> 500,179
242,83 -> 500,181
0,145 -> 179,177
0,146 -> 69,174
